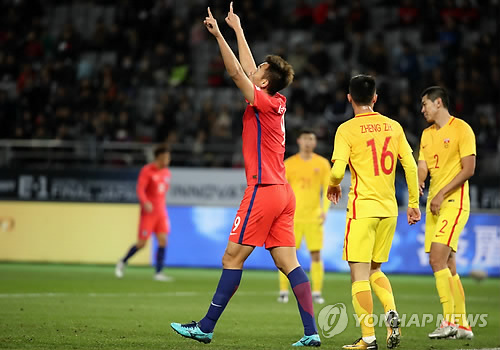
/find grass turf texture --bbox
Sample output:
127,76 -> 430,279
0,263 -> 499,350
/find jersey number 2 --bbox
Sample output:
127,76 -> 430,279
367,137 -> 394,176
434,154 -> 440,168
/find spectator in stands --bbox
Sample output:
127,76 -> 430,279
305,40 -> 331,78
114,110 -> 135,141
398,0 -> 419,27
287,44 -> 308,78
346,0 -> 370,34
359,33 -> 388,74
397,41 -> 420,86
207,55 -> 227,87
290,0 -> 313,29
169,53 -> 190,87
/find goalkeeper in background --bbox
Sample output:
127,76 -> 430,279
278,129 -> 331,305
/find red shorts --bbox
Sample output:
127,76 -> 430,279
229,184 -> 295,249
138,212 -> 170,240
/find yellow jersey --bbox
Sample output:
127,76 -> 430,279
285,153 -> 331,223
331,112 -> 414,219
418,116 -> 476,211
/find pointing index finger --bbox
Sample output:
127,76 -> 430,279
230,1 -> 233,13
207,6 -> 213,18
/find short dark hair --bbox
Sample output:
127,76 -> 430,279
154,144 -> 170,158
264,55 -> 294,95
421,86 -> 449,109
349,75 -> 376,105
298,129 -> 316,137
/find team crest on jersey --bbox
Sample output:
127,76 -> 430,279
153,175 -> 159,181
314,168 -> 320,173
444,138 -> 450,148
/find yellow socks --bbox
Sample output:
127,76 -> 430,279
310,261 -> 324,293
369,270 -> 396,313
452,274 -> 470,328
280,261 -> 324,295
434,268 -> 455,324
279,270 -> 289,292
352,280 -> 375,338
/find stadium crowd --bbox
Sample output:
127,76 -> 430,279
0,0 -> 498,170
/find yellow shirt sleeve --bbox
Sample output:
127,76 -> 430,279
284,157 -> 292,183
321,158 -> 331,213
418,132 -> 426,161
398,124 -> 414,158
329,159 -> 347,186
459,122 -> 476,158
331,126 -> 350,163
399,153 -> 419,208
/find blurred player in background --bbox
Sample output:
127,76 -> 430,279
328,75 -> 421,350
115,145 -> 172,282
171,3 -> 321,347
418,86 -> 476,340
278,130 -> 330,305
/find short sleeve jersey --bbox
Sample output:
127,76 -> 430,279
285,153 -> 331,223
242,85 -> 287,185
331,112 -> 414,219
418,117 -> 476,211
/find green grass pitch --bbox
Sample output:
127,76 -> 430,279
0,263 -> 499,350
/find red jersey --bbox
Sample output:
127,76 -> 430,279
242,85 -> 287,185
136,163 -> 171,214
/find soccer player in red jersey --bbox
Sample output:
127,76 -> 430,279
171,3 -> 320,347
115,145 -> 172,281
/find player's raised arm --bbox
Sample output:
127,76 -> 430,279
225,2 -> 257,76
204,7 -> 255,103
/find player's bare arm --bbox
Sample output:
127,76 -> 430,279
225,2 -> 257,75
204,7 -> 255,103
430,155 -> 475,215
418,160 -> 428,196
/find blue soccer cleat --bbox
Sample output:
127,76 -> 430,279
292,333 -> 321,347
170,321 -> 213,344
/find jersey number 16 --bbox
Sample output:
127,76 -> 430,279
367,137 -> 395,176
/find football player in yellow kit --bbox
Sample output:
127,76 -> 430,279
418,86 -> 476,340
328,75 -> 421,349
278,130 -> 331,304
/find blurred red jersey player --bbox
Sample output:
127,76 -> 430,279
115,145 -> 172,282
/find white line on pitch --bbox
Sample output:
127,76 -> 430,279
0,291 -> 279,298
